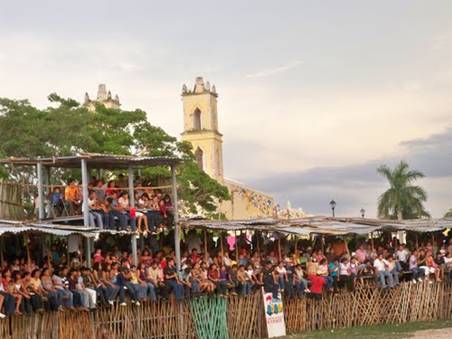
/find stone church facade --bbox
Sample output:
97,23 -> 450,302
83,80 -> 279,220
181,77 -> 276,220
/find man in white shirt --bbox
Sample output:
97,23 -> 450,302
395,244 -> 410,271
373,254 -> 394,288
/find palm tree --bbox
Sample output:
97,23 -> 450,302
377,161 -> 430,220
444,209 -> 452,218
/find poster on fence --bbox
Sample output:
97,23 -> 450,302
262,288 -> 286,338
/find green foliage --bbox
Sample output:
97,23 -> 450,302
377,161 -> 430,220
0,95 -> 229,215
178,161 -> 229,214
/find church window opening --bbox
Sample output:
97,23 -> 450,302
193,108 -> 201,131
195,147 -> 204,170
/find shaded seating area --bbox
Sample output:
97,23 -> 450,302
0,153 -> 182,267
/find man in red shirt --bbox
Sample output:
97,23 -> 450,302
308,274 -> 325,300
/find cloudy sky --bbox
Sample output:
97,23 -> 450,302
1,0 -> 451,217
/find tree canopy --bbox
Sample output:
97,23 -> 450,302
0,95 -> 229,216
377,161 -> 430,220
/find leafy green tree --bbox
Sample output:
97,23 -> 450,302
0,95 -> 229,216
377,161 -> 430,220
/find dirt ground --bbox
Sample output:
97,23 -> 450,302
283,320 -> 452,338
410,327 -> 452,339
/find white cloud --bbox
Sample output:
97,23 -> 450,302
245,60 -> 303,78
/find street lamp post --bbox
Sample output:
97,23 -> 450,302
360,208 -> 366,218
329,200 -> 336,217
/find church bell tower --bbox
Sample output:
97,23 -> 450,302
181,77 -> 224,182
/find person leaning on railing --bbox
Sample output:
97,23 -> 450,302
64,178 -> 82,215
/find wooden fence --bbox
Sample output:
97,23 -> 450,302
0,281 -> 450,338
284,281 -> 452,333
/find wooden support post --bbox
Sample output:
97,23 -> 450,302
170,164 -> 183,339
370,232 -> 375,250
81,158 -> 91,268
25,235 -> 31,265
46,166 -> 51,190
220,232 -> 224,255
81,159 -> 90,227
85,237 -> 91,268
256,231 -> 261,256
47,236 -> 51,268
37,159 -> 45,220
128,166 -> 138,266
415,232 -> 419,248
321,235 -> 325,253
312,234 -> 317,250
171,164 -> 181,272
235,231 -> 239,262
204,229 -> 208,263
278,238 -> 282,262
67,238 -> 70,266
344,237 -> 350,256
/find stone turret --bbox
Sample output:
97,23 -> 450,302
84,84 -> 121,111
181,76 -> 218,97
97,84 -> 108,100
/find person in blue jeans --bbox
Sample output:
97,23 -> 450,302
0,272 -> 16,317
293,264 -> 309,297
106,194 -> 136,231
115,267 -> 140,306
136,264 -> 157,302
237,265 -> 252,296
373,254 -> 394,288
164,259 -> 184,301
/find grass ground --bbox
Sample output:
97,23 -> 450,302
284,320 -> 452,338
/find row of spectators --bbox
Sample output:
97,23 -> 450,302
1,236 -> 451,317
44,177 -> 173,234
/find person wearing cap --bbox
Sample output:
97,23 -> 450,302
262,262 -> 279,299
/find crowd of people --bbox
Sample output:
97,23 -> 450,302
1,232 -> 451,318
44,176 -> 173,236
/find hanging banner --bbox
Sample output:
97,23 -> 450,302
262,288 -> 286,338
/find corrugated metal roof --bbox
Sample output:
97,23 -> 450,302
181,216 -> 452,235
0,219 -> 99,237
0,152 -> 181,169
